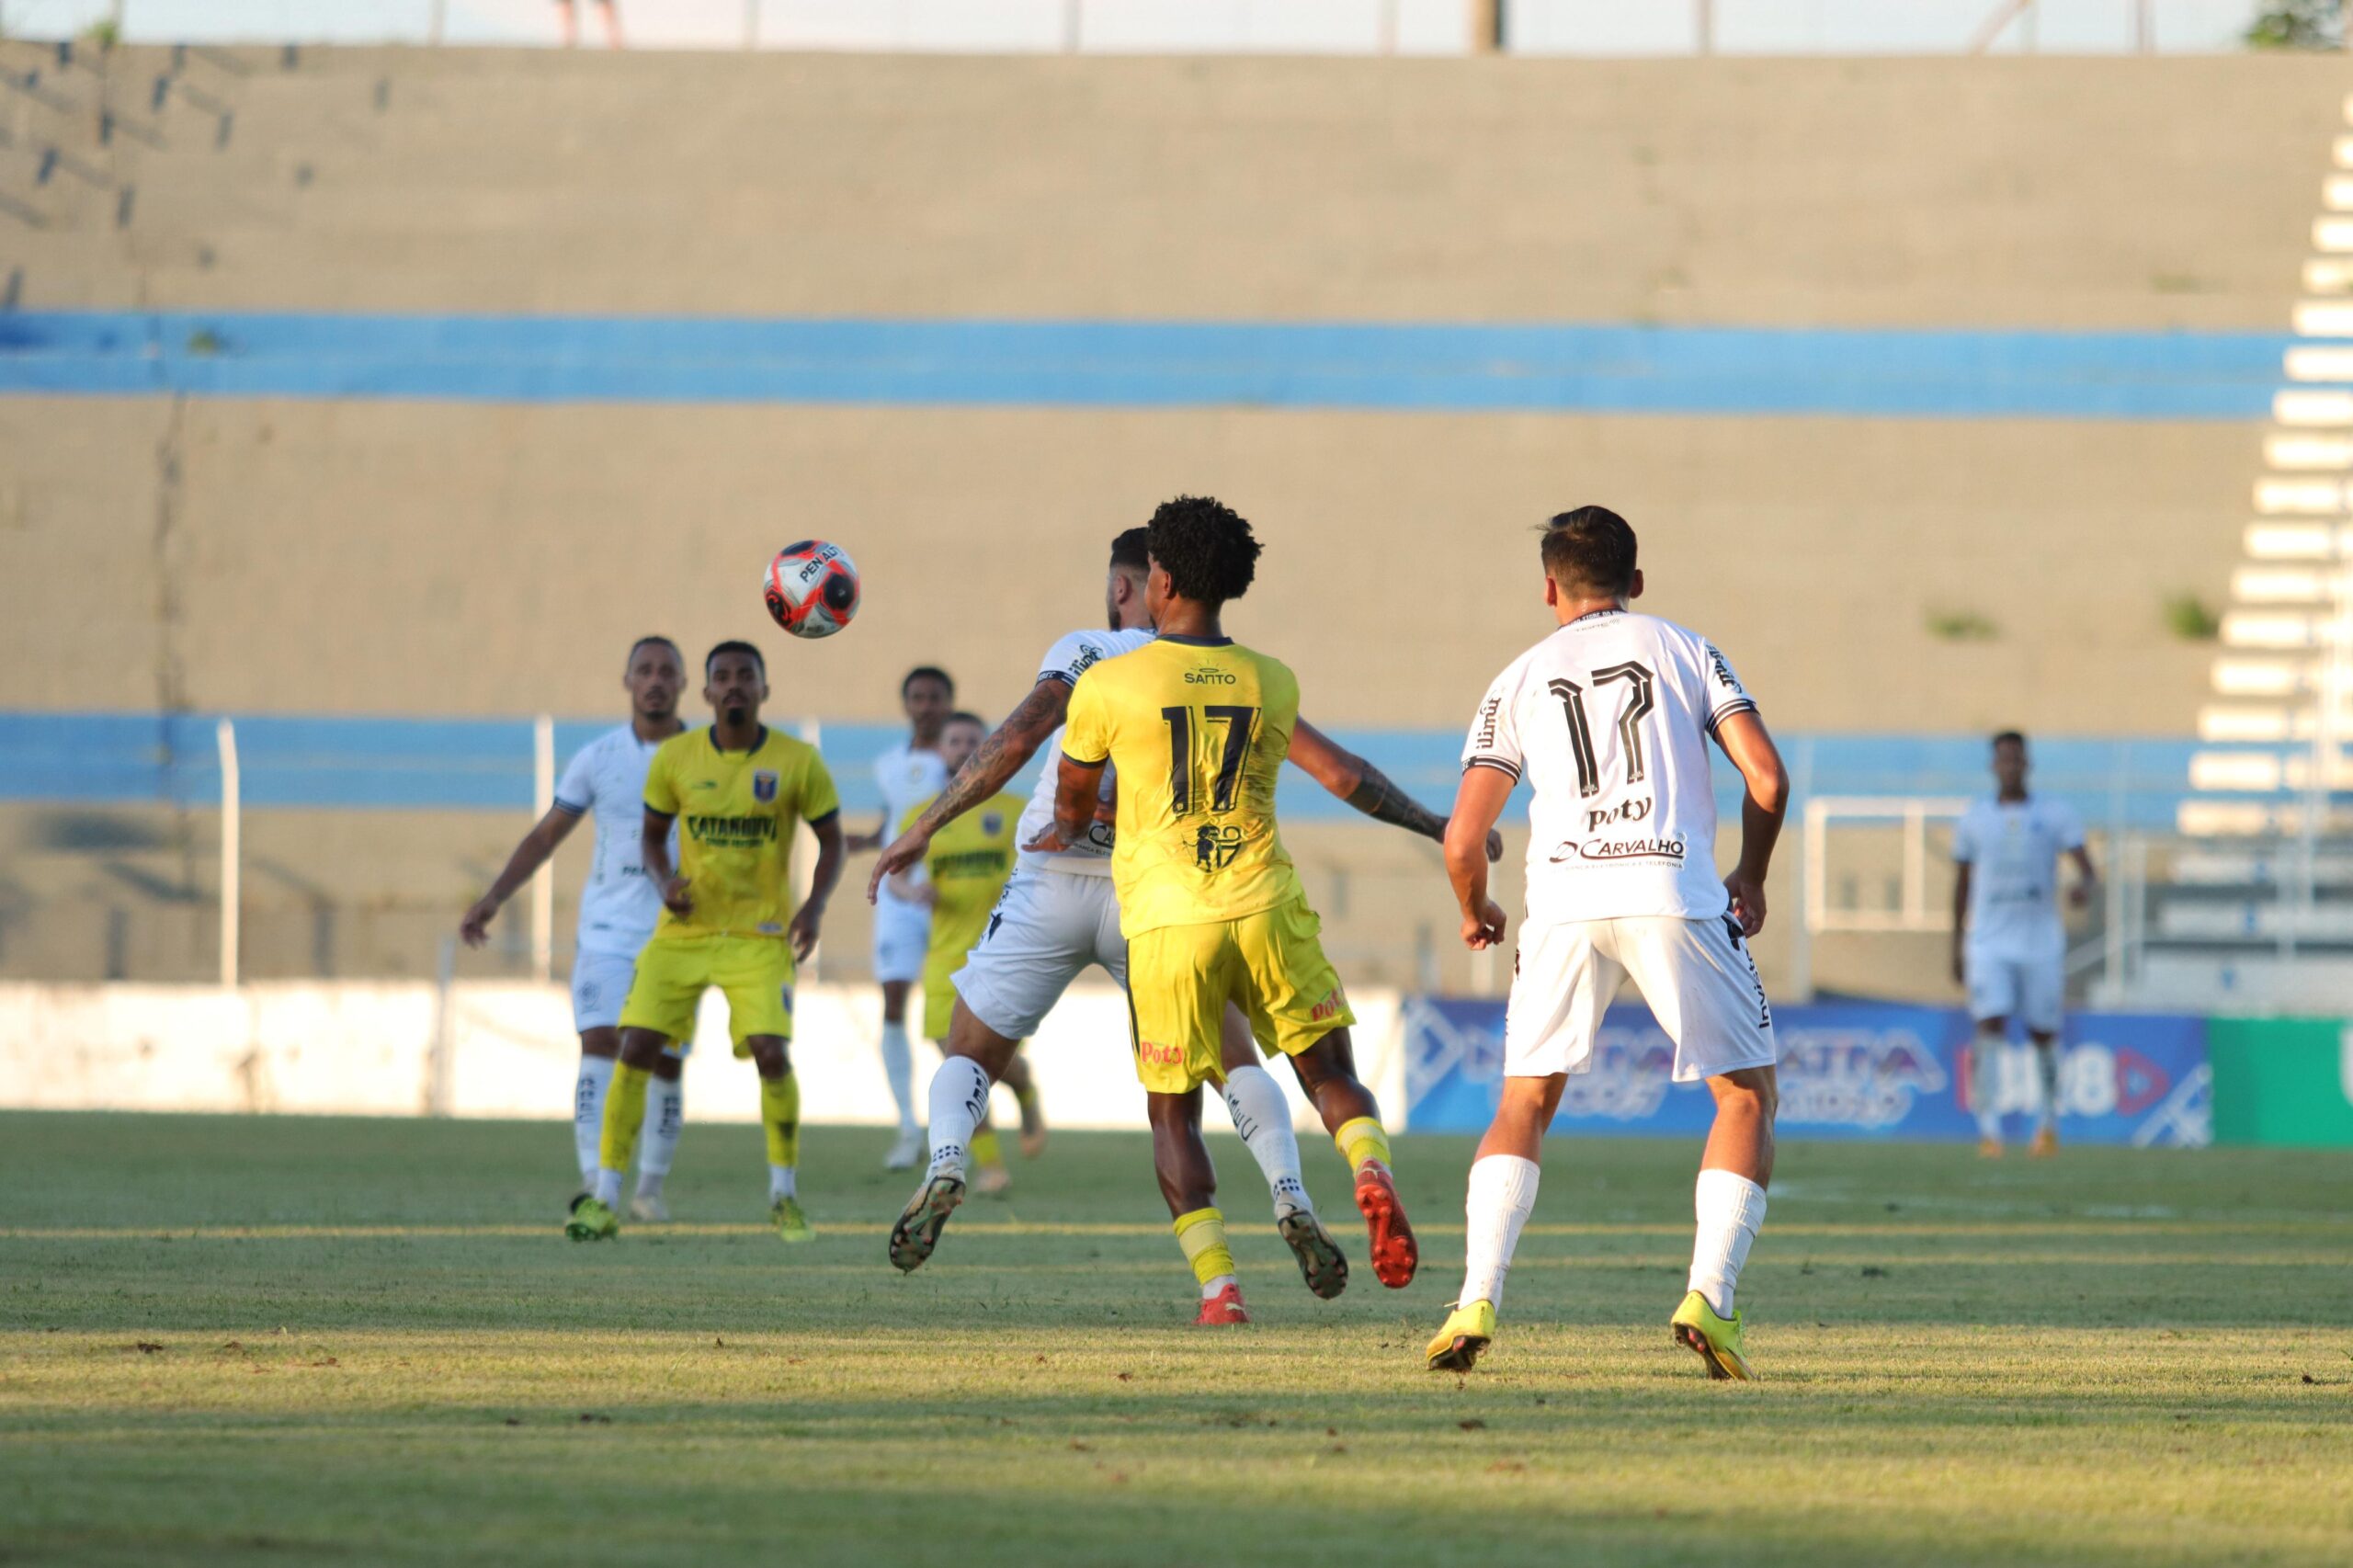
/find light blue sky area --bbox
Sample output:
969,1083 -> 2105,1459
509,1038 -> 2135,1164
0,0 -> 2278,53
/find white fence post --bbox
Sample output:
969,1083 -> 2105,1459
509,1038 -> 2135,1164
532,714 -> 554,984
217,717 -> 240,988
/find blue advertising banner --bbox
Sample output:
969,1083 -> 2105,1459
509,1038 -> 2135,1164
1402,998 -> 2211,1147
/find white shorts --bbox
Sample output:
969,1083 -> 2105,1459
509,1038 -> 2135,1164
571,949 -> 639,1033
1506,915 -> 1779,1084
572,948 -> 689,1055
950,865 -> 1127,1040
1966,949 -> 2063,1035
873,892 -> 933,984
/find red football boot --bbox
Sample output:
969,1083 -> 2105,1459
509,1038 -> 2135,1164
1195,1282 -> 1250,1325
1354,1165 -> 1420,1289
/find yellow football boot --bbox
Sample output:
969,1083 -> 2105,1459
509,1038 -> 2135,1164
771,1196 -> 814,1244
1670,1290 -> 1756,1381
1424,1300 -> 1496,1372
565,1195 -> 619,1243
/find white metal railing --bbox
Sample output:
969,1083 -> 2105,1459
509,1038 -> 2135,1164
1801,795 -> 1972,935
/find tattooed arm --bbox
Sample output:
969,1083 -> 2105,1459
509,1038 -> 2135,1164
1290,718 -> 1500,859
866,676 -> 1073,902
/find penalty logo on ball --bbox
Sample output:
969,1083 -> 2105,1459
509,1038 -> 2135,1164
764,540 -> 861,640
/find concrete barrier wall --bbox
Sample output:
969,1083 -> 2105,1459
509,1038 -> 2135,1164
0,979 -> 1409,1131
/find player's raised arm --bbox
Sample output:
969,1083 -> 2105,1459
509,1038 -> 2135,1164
1290,717 -> 1503,861
1443,763 -> 1514,950
459,805 -> 584,947
1712,709 -> 1790,937
869,677 -> 1073,902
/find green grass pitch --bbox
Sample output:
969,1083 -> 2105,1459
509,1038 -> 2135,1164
3,1110 -> 2349,1566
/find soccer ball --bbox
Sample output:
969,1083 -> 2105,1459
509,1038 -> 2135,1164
764,540 -> 860,639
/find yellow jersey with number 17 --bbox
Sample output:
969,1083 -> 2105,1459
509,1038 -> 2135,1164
642,725 -> 839,941
1059,634 -> 1303,938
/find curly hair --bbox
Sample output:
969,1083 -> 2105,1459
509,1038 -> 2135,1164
1146,495 -> 1260,605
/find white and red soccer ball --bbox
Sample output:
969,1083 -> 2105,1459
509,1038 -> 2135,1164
764,540 -> 860,639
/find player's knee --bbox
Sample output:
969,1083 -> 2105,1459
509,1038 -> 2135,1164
617,1028 -> 667,1069
745,1035 -> 790,1075
1713,1066 -> 1778,1122
578,1028 -> 621,1061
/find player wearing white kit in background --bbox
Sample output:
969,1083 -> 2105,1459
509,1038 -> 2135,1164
1427,507 -> 1790,1381
849,667 -> 954,1170
460,636 -> 688,1217
870,525 -> 1493,1300
1952,730 -> 2096,1160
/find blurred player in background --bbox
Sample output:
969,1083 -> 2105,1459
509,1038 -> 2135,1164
1952,731 -> 2096,1159
1047,497 -> 1421,1324
879,522 -> 1492,1309
460,635 -> 687,1216
567,641 -> 845,1244
850,666 -> 956,1171
552,0 -> 622,50
886,710 -> 1040,1196
1428,507 -> 1786,1381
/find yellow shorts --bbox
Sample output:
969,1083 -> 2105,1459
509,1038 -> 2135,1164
1124,897 -> 1354,1094
619,933 -> 794,1057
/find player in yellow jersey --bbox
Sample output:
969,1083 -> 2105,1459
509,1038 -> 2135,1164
566,640 -> 846,1245
1042,495 -> 1417,1324
886,710 -> 1044,1195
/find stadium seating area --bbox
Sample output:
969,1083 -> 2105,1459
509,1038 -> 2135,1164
4,42 -> 2348,992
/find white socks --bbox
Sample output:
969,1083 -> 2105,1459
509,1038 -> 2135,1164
927,1056 -> 993,1178
594,1165 -> 623,1208
636,1074 -> 683,1199
1688,1168 -> 1768,1318
574,1056 -> 617,1186
1459,1154 -> 1540,1310
1972,1026 -> 2006,1142
1221,1064 -> 1311,1217
769,1165 -> 797,1202
881,1020 -> 918,1135
2034,1040 -> 2062,1131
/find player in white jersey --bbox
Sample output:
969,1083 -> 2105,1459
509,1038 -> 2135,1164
460,636 -> 688,1218
1951,731 -> 2096,1160
1426,507 -> 1790,1381
847,665 -> 955,1169
870,526 -> 1495,1304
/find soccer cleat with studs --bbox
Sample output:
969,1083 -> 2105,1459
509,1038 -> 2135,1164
1195,1283 -> 1250,1325
1425,1300 -> 1496,1372
1352,1165 -> 1419,1288
565,1193 -> 619,1242
888,1172 -> 966,1273
1277,1209 -> 1349,1301
1670,1290 -> 1756,1381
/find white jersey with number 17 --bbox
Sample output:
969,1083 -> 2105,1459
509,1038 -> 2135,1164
1463,608 -> 1757,927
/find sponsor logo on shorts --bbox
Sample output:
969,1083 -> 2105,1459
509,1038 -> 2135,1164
1547,835 -> 1686,864
1137,1039 -> 1184,1065
752,770 -> 779,802
1309,988 -> 1347,1024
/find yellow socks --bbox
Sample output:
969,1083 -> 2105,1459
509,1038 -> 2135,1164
599,1062 -> 652,1178
761,1071 -> 801,1169
971,1128 -> 1005,1170
1336,1115 -> 1392,1176
1174,1206 -> 1235,1294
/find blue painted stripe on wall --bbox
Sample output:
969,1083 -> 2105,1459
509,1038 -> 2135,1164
0,711 -> 2215,828
0,311 -> 2311,419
